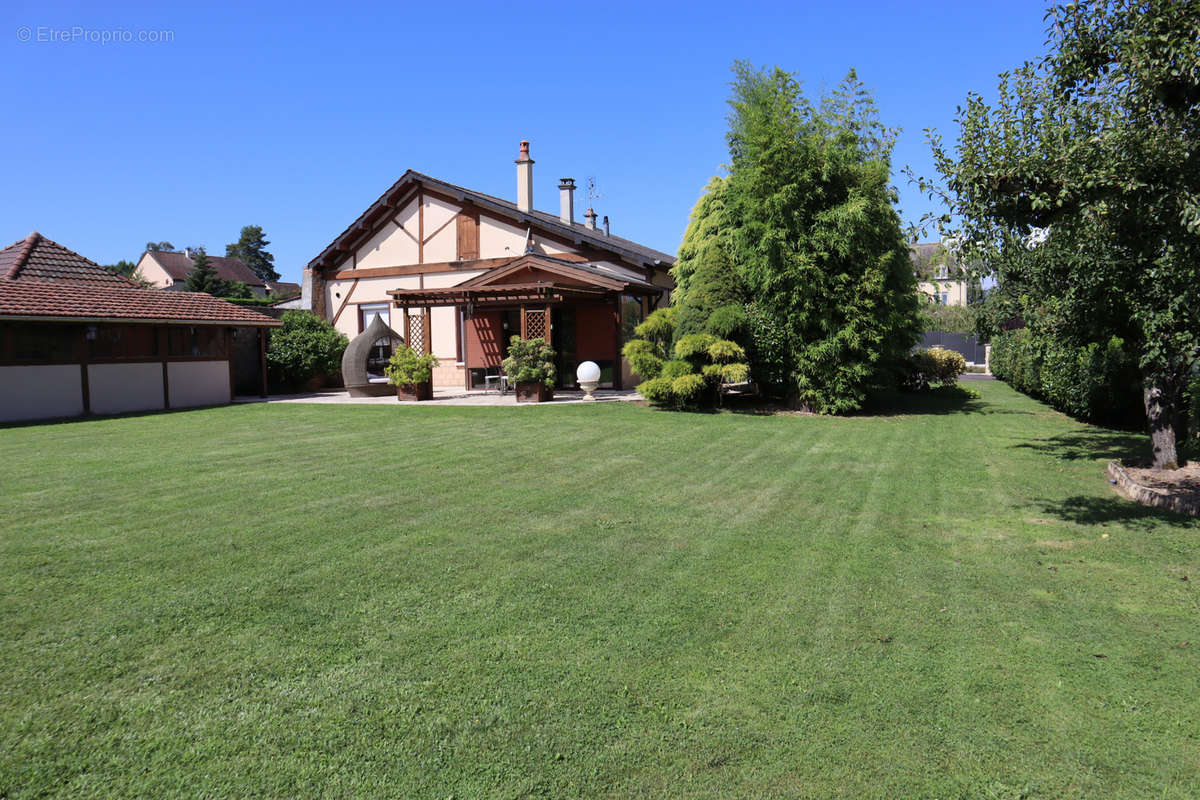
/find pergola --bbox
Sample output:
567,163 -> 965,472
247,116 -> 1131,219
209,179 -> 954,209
387,282 -> 613,349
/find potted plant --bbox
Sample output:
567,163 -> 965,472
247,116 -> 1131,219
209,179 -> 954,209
385,345 -> 438,401
501,336 -> 556,402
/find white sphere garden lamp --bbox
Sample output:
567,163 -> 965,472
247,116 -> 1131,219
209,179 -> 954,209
576,360 -> 601,401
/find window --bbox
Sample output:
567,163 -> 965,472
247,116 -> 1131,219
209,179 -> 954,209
935,265 -> 949,279
359,303 -> 390,331
941,292 -> 949,305
358,304 -> 393,376
621,295 -> 644,342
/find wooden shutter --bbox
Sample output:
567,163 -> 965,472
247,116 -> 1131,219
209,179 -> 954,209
456,211 -> 479,260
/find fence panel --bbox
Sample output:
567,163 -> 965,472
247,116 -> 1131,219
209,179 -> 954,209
921,331 -> 987,365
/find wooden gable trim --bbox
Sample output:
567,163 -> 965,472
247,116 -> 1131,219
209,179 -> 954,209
331,256 -> 513,281
457,256 -> 628,291
324,185 -> 422,270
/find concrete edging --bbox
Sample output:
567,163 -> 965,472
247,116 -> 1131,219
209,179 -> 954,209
1107,460 -> 1200,518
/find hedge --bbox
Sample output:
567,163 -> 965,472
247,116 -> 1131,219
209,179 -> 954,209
990,329 -> 1143,427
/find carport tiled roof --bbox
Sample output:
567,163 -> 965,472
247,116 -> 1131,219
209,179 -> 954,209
0,232 -> 138,287
0,279 -> 281,326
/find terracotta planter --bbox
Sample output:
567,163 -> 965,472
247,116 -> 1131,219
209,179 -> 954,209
395,381 -> 433,402
514,381 -> 553,403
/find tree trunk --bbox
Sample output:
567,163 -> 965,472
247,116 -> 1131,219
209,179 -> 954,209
1144,378 -> 1180,470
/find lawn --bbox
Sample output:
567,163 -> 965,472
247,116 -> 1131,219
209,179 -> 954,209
1,381 -> 1197,798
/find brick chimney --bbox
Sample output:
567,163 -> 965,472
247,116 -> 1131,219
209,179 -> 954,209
584,207 -> 597,230
558,178 -> 576,225
515,140 -> 534,212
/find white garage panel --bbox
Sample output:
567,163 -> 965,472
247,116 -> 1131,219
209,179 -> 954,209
168,360 -> 229,408
0,365 -> 84,422
88,363 -> 165,415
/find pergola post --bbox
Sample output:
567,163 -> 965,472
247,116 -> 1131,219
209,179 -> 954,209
612,297 -> 623,390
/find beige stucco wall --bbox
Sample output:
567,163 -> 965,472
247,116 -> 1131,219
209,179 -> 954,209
168,361 -> 229,408
478,216 -> 529,259
135,253 -> 174,289
356,199 -> 421,269
88,363 -> 164,415
0,365 -> 84,422
918,280 -> 968,306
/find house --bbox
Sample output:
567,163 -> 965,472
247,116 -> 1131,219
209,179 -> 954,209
0,232 -> 280,423
303,141 -> 675,390
136,249 -> 269,297
912,242 -> 969,306
266,280 -> 301,299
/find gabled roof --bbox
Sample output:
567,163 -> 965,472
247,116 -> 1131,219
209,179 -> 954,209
145,251 -> 266,287
0,279 -> 281,326
1,232 -> 138,287
456,254 -> 660,293
266,280 -> 300,297
910,242 -> 964,279
386,254 -> 662,308
307,170 -> 675,273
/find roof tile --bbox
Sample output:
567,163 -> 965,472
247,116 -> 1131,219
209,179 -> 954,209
0,279 -> 281,326
0,232 -> 139,287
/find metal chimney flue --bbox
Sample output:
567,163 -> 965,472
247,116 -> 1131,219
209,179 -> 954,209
602,215 -> 610,237
558,178 -> 576,225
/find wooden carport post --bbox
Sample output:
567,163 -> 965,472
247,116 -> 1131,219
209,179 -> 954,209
258,327 -> 268,397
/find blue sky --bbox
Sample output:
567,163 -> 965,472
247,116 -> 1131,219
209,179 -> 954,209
2,1 -> 1049,282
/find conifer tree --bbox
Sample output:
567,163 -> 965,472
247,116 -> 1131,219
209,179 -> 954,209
184,248 -> 220,294
680,63 -> 922,413
226,225 -> 279,282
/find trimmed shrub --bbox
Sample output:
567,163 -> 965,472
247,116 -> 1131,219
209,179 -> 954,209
707,338 -> 747,363
501,336 -> 556,387
266,311 -> 348,391
991,329 -> 1143,426
905,347 -> 966,391
673,333 -> 718,363
705,304 -> 748,340
660,360 -> 695,380
622,338 -> 664,380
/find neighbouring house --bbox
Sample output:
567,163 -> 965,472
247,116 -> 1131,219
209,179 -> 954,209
0,232 -> 280,423
266,280 -> 301,299
303,141 -> 675,390
912,242 -> 969,306
136,249 -> 269,297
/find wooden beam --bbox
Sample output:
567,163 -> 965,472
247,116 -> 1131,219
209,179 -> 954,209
330,278 -> 360,326
334,256 -> 512,281
422,211 -> 458,245
79,327 -> 90,415
422,308 -> 432,355
258,327 -> 268,397
160,326 -> 171,409
226,328 -> 235,402
417,191 -> 424,264
612,298 -> 623,390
